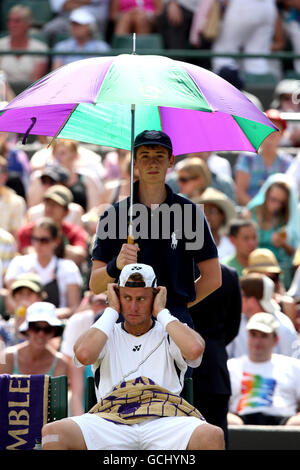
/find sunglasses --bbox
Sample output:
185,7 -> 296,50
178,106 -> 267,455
29,324 -> 54,334
31,236 -> 52,244
178,176 -> 198,184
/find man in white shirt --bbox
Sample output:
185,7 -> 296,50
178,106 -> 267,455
227,273 -> 300,360
41,263 -> 224,450
227,312 -> 300,425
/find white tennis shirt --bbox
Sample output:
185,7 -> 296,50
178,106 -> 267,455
87,320 -> 202,400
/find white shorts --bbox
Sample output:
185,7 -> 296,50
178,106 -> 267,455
70,414 -> 205,450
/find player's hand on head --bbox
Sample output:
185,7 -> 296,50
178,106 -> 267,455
116,243 -> 140,270
152,286 -> 167,318
107,283 -> 121,313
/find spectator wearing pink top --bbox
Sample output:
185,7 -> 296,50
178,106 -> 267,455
110,0 -> 163,34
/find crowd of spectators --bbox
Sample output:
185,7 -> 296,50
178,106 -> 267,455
1,0 -> 300,431
0,1 -> 300,90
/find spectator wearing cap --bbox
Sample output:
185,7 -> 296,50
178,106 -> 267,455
0,302 -> 68,377
235,109 -> 293,207
17,185 -> 88,267
227,273 -> 300,360
27,164 -> 84,226
90,130 -> 221,328
5,217 -> 83,319
0,273 -> 46,347
0,155 -> 26,239
193,187 -> 237,260
43,2 -> 110,43
52,8 -> 111,70
243,248 -> 298,330
227,312 -> 300,426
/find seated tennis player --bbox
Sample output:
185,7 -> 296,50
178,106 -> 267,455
42,263 -> 224,450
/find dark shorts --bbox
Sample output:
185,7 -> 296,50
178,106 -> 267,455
240,412 -> 291,425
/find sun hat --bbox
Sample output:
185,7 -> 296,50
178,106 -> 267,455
119,264 -> 157,288
193,187 -> 237,227
243,248 -> 282,275
43,184 -> 73,208
70,8 -> 95,25
19,302 -> 63,336
11,273 -> 45,296
134,130 -> 173,153
246,312 -> 279,335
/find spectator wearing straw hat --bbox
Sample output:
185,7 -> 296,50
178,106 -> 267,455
193,187 -> 237,260
243,248 -> 298,330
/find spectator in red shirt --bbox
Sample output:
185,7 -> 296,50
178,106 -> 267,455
18,185 -> 88,266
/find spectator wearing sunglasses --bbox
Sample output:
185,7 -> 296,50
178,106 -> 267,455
176,157 -> 211,201
18,185 -> 88,267
4,217 -> 82,319
0,302 -> 67,377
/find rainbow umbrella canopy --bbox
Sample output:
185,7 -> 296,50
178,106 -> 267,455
0,53 -> 276,154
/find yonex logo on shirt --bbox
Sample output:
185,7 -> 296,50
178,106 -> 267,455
132,345 -> 142,352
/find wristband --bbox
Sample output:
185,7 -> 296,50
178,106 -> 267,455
91,307 -> 119,337
106,257 -> 121,280
156,309 -> 179,329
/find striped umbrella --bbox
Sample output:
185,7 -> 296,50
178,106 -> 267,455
0,52 -> 276,241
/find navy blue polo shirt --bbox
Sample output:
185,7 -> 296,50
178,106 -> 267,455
92,181 -> 218,315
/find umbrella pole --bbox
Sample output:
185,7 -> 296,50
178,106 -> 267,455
127,103 -> 135,245
127,32 -> 136,245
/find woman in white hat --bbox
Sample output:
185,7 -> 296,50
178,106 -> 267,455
0,302 -> 67,377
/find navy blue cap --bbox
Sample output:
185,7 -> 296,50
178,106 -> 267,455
134,130 -> 173,153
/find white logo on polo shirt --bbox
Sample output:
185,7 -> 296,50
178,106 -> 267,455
171,231 -> 178,249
